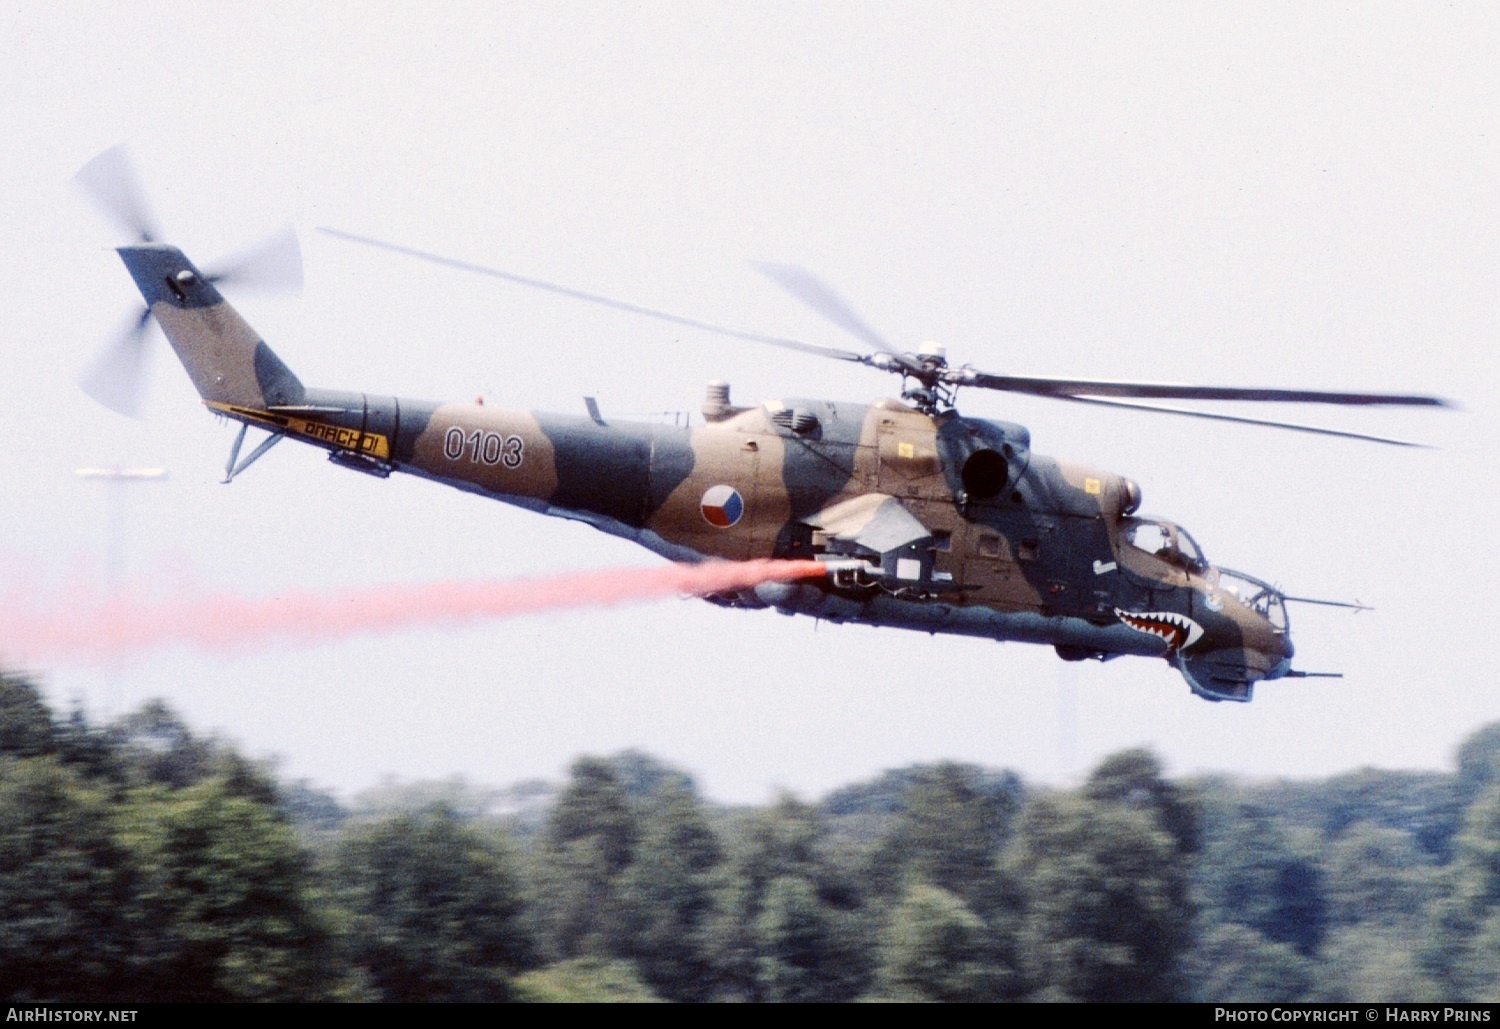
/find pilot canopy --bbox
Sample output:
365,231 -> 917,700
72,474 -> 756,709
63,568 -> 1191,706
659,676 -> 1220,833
1122,517 -> 1209,573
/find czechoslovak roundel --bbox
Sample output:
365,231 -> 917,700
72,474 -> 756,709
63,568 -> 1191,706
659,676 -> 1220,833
700,485 -> 744,528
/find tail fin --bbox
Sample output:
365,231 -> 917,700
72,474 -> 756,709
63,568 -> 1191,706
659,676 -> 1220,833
117,244 -> 304,411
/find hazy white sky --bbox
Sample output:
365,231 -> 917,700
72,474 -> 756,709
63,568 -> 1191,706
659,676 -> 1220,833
0,3 -> 1494,802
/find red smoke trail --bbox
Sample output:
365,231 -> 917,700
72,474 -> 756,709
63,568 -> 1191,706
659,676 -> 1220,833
0,559 -> 828,666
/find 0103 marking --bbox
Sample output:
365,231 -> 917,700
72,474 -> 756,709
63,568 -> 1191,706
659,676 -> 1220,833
443,427 -> 524,468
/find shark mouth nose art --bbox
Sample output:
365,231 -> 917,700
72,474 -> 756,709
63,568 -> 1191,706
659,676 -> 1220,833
1114,608 -> 1204,652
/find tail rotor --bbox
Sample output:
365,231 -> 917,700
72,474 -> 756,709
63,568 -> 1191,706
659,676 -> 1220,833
78,308 -> 155,418
204,224 -> 304,295
74,144 -> 159,245
75,146 -> 303,418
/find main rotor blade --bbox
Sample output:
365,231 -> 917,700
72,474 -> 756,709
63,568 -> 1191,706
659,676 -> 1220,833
750,263 -> 895,354
206,224 -> 303,295
1057,394 -> 1432,447
961,370 -> 1451,408
79,308 -> 153,418
74,145 -> 159,244
319,228 -> 868,364
750,261 -> 930,378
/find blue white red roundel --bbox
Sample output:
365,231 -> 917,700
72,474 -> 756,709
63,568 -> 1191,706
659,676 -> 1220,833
700,485 -> 744,528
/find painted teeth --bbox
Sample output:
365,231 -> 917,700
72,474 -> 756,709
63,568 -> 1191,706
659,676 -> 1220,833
1113,608 -> 1204,652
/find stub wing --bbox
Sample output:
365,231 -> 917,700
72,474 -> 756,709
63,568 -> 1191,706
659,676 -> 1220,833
804,494 -> 943,587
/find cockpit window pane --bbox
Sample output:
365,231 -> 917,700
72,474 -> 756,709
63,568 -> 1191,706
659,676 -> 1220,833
1124,519 -> 1209,572
1176,529 -> 1205,567
1266,595 -> 1288,631
1127,521 -> 1173,556
1217,568 -> 1290,633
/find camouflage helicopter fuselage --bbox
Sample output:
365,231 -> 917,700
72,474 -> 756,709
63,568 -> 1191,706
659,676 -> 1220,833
118,244 -> 1295,702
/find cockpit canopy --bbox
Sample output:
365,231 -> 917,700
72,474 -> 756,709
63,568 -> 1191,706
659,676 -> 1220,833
1122,518 -> 1290,632
1216,568 -> 1290,632
1122,517 -> 1209,573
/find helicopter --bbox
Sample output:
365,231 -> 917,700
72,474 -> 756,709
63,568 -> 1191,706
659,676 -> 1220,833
75,147 -> 1450,703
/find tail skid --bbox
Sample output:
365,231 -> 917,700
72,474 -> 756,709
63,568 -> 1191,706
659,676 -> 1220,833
220,421 -> 284,483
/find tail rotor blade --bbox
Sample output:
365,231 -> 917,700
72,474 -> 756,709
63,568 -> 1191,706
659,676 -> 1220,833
79,308 -> 153,418
206,224 -> 303,295
73,145 -> 159,244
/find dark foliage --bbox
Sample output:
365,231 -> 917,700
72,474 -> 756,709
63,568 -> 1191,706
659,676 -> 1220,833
333,806 -> 534,1000
2,670 -> 1497,1003
1246,769 -> 1463,862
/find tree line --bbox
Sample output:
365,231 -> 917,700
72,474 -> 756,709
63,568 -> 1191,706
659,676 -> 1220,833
1,670 -> 1498,1002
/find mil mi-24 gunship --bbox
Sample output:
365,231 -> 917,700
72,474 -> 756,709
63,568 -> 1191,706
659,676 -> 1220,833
77,147 -> 1449,701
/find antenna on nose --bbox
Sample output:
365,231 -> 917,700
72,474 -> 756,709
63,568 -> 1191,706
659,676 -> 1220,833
1282,595 -> 1374,613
